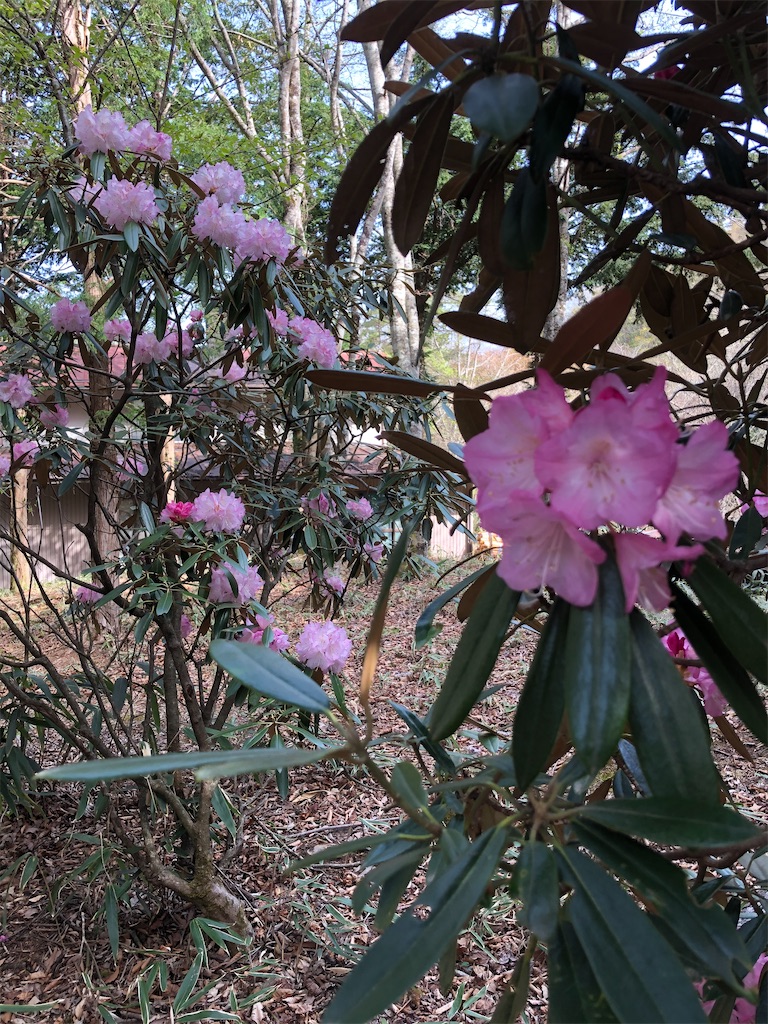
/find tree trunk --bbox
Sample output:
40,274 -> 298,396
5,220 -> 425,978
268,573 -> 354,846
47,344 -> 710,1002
10,467 -> 30,592
275,0 -> 307,241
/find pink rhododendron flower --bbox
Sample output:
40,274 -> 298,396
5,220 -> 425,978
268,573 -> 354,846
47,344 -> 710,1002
93,178 -> 160,230
662,626 -> 727,718
480,495 -> 607,607
653,421 -> 740,542
347,496 -> 373,521
74,105 -> 129,156
323,572 -> 345,597
267,308 -> 289,335
160,500 -> 195,525
591,367 -> 679,446
239,613 -> 290,652
11,439 -> 39,467
180,614 -> 193,639
613,532 -> 704,613
191,196 -> 245,249
235,218 -> 292,265
739,491 -> 768,518
0,374 -> 35,408
70,175 -> 102,207
51,299 -> 92,334
126,120 -> 172,160
189,309 -> 204,323
700,953 -> 767,1023
190,161 -> 246,205
39,405 -> 69,430
115,454 -> 147,482
192,488 -> 245,532
74,583 -> 101,604
295,621 -> 352,674
289,317 -> 338,369
0,453 -> 10,476
303,492 -> 337,520
364,541 -> 384,563
208,563 -> 263,605
162,328 -> 195,359
134,331 -> 172,365
104,319 -> 132,344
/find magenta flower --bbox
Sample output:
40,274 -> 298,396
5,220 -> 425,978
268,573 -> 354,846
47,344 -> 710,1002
160,500 -> 195,525
104,319 -> 132,345
235,218 -> 292,265
93,179 -> 160,231
289,317 -> 338,369
180,614 -> 193,639
74,105 -> 129,156
190,161 -> 246,205
364,541 -> 384,563
0,374 -> 35,408
613,532 -> 704,613
662,626 -> 727,718
126,120 -> 172,161
303,492 -> 338,520
347,496 -> 373,521
189,309 -> 204,323
192,488 -> 246,533
295,621 -> 352,674
51,299 -> 92,334
653,421 -> 739,542
480,495 -> 606,607
208,563 -> 263,605
39,405 -> 69,430
239,613 -> 290,652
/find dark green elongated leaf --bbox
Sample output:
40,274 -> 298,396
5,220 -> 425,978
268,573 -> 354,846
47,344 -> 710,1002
512,598 -> 570,790
105,884 -> 119,961
323,826 -> 508,1023
560,848 -> 707,1023
684,557 -> 768,685
123,221 -> 140,252
501,168 -> 548,271
671,584 -> 768,744
564,557 -> 630,776
415,565 -> 491,648
512,842 -> 559,941
393,90 -> 455,255
548,917 -> 619,1023
37,745 -> 334,783
428,572 -> 520,741
379,430 -> 467,475
353,848 -> 425,916
390,760 -> 430,813
463,74 -> 540,143
306,368 -> 483,400
573,820 -> 748,984
57,459 -> 86,497
389,702 -> 455,772
530,73 -> 584,182
729,505 -> 764,560
210,640 -> 329,713
628,610 -> 720,803
577,798 -> 762,849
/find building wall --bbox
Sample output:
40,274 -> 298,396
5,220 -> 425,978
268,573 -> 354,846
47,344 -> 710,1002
0,483 -> 90,589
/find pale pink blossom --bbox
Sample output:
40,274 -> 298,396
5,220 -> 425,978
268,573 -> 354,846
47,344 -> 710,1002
267,308 -> 289,335
51,299 -> 92,334
191,196 -> 245,249
289,317 -> 338,369
93,178 -> 160,230
235,218 -> 292,265
75,583 -> 101,604
303,492 -> 337,519
115,454 -> 147,482
590,366 -> 679,446
104,319 -> 132,345
653,421 -> 739,542
75,105 -> 129,156
0,374 -> 35,408
613,532 -> 704,613
464,371 -> 573,503
347,496 -> 373,521
323,572 -> 345,597
70,175 -> 102,207
162,328 -> 195,359
180,614 -> 193,639
364,541 -> 384,563
11,439 -> 39,467
190,161 -> 246,205
39,405 -> 69,430
239,613 -> 290,652
160,500 -> 195,525
479,495 -> 606,607
208,563 -> 263,605
134,332 -> 172,365
0,453 -> 10,476
126,120 -> 172,161
192,488 -> 245,532
189,309 -> 204,323
295,621 -> 352,674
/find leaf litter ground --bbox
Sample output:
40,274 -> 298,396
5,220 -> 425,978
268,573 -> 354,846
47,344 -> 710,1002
0,562 -> 765,1023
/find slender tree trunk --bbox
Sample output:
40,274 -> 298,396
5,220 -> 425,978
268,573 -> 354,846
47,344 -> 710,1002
10,467 -> 30,591
275,0 -> 307,241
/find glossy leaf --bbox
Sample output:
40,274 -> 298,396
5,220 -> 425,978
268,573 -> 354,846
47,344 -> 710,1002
390,760 -> 430,813
512,598 -> 570,790
684,557 -> 768,685
210,640 -> 329,713
379,430 -> 467,475
574,820 -> 748,984
428,572 -> 520,741
415,565 -> 490,648
628,610 -> 720,803
577,798 -> 762,849
323,826 -> 508,1023
501,168 -> 548,271
512,842 -> 559,941
462,74 -> 540,143
539,285 -> 634,376
529,73 -> 584,182
453,383 -> 489,441
548,917 -> 619,1023
671,584 -> 768,744
564,557 -> 631,776
561,847 -> 708,1023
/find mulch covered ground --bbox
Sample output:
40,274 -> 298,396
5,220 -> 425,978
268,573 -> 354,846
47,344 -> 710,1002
0,563 -> 765,1023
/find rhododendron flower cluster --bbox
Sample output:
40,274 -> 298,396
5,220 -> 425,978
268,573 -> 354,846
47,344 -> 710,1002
134,331 -> 173,364
191,489 -> 245,533
289,317 -> 338,369
0,374 -> 35,408
464,368 -> 739,608
74,583 -> 101,604
51,299 -> 91,334
699,953 -> 767,1023
39,405 -> 69,430
93,178 -> 160,230
322,572 -> 345,597
295,621 -> 352,674
11,439 -> 39,466
104,319 -> 132,345
190,161 -> 246,204
160,501 -> 195,525
347,496 -> 373,521
303,492 -> 337,520
208,563 -> 263,605
126,121 -> 172,161
267,308 -> 289,334
0,453 -> 10,476
663,627 -> 727,717
75,105 -> 130,156
235,218 -> 292,265
239,613 -> 290,652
